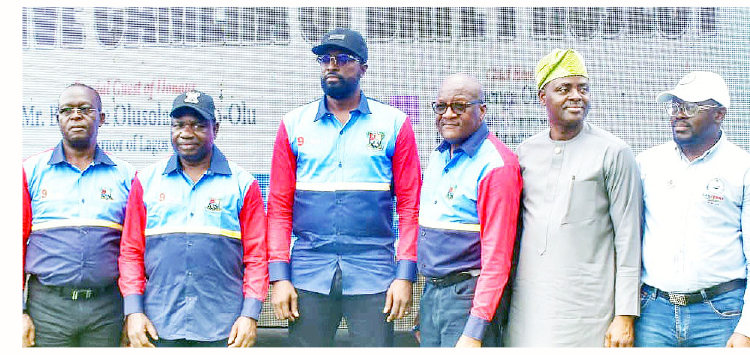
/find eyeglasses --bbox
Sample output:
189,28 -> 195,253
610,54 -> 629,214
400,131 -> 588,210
664,102 -> 717,117
431,100 -> 483,115
316,54 -> 360,66
58,106 -> 96,117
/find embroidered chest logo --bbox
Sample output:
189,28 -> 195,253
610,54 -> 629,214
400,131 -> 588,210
100,187 -> 113,201
367,131 -> 385,151
446,184 -> 457,200
703,178 -> 725,205
40,189 -> 48,199
206,198 -> 222,212
297,137 -> 305,147
158,193 -> 166,202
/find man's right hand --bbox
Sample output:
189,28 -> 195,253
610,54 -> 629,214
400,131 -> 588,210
126,313 -> 158,347
271,280 -> 299,322
22,313 -> 35,347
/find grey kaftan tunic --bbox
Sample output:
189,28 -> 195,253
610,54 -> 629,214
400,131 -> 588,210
505,122 -> 641,347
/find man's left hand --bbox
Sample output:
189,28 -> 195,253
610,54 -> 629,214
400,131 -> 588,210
604,315 -> 634,347
455,335 -> 481,347
726,332 -> 750,347
383,279 -> 412,322
228,316 -> 257,347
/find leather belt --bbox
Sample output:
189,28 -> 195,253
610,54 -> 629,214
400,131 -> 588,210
647,279 -> 746,306
30,275 -> 116,300
425,269 -> 480,287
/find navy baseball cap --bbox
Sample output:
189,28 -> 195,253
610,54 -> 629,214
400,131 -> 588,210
170,90 -> 216,121
312,28 -> 368,63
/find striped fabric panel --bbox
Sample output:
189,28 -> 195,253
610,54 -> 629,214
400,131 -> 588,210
145,226 -> 241,239
418,218 -> 481,232
31,219 -> 123,231
295,182 -> 391,191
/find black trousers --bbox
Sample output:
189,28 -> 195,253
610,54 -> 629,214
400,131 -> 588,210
26,276 -> 123,347
288,267 -> 394,347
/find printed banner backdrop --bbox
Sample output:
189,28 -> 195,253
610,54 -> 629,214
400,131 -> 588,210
22,7 -> 750,330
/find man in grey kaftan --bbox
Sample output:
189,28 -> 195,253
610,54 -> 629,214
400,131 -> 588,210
504,49 -> 641,347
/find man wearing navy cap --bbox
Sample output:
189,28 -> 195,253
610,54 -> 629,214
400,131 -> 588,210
636,71 -> 750,347
119,90 -> 269,347
267,28 -> 422,346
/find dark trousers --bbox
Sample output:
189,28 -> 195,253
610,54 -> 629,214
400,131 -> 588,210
26,276 -> 123,347
288,267 -> 394,347
419,276 -> 501,347
155,338 -> 228,347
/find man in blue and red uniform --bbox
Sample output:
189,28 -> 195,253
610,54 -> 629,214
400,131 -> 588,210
417,73 -> 521,347
118,90 -> 268,347
267,28 -> 422,347
22,83 -> 136,347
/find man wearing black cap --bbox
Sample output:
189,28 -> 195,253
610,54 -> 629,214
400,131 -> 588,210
636,71 -> 750,347
267,28 -> 422,346
22,83 -> 135,347
119,90 -> 269,347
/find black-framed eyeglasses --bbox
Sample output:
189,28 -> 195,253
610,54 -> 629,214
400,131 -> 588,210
663,102 -> 717,117
431,100 -> 483,115
316,54 -> 360,66
58,106 -> 96,117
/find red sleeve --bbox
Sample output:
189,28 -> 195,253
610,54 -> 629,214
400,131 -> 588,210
392,117 -> 422,262
470,138 -> 522,321
240,180 -> 270,301
266,121 -> 297,266
22,167 -> 32,290
118,174 -> 147,297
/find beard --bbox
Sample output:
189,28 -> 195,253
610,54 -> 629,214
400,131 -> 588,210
321,74 -> 360,100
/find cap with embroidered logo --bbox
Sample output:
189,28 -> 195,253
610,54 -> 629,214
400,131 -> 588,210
656,71 -> 730,109
170,90 -> 216,121
312,28 -> 368,63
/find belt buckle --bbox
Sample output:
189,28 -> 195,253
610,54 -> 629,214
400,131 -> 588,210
71,289 -> 93,300
667,293 -> 688,306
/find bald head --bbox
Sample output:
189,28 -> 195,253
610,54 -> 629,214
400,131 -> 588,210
438,73 -> 484,102
434,73 -> 486,147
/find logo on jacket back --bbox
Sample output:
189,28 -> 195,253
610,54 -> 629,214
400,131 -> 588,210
367,131 -> 385,151
206,198 -> 222,212
100,187 -> 113,200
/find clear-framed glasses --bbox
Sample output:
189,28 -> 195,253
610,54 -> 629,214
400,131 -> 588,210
431,100 -> 483,115
663,102 -> 717,117
316,54 -> 360,66
58,106 -> 96,117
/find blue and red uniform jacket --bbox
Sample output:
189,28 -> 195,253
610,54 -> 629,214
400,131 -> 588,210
418,122 -> 521,340
22,143 -> 136,309
118,146 -> 268,341
267,92 -> 421,295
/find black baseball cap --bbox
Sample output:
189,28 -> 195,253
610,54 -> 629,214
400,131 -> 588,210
170,90 -> 216,121
312,28 -> 368,63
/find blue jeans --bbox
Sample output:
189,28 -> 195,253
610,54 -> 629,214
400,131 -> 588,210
635,284 -> 744,347
419,276 -> 500,347
155,338 -> 228,347
288,266 -> 394,347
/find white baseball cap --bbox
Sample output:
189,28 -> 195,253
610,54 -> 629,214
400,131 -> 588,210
656,71 -> 730,109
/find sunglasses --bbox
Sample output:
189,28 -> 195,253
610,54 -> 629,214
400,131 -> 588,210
316,54 -> 361,66
431,100 -> 483,115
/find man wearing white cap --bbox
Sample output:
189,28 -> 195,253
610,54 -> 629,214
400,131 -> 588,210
635,71 -> 750,347
505,48 -> 642,347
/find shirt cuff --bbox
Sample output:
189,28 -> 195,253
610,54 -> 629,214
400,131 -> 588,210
269,261 -> 291,282
123,294 -> 144,315
241,297 -> 263,321
395,260 -> 417,282
462,315 -> 489,341
22,290 -> 27,311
